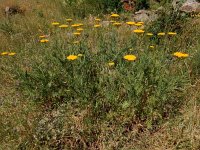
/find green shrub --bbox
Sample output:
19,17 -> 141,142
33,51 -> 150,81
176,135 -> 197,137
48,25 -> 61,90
15,27 -> 189,127
136,0 -> 150,10
191,46 -> 200,76
60,0 -> 122,17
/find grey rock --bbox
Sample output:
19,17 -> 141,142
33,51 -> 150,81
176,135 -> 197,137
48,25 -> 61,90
133,10 -> 158,23
180,0 -> 200,12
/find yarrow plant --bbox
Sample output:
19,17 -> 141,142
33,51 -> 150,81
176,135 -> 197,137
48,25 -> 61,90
15,13 -> 191,131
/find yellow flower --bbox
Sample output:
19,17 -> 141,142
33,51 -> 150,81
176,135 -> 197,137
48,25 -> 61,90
168,32 -> 177,35
72,23 -> 83,27
77,28 -> 84,31
134,23 -> 143,27
173,52 -> 189,58
94,24 -> 101,28
78,54 -> 83,57
59,24 -> 68,28
40,39 -> 49,43
66,19 -> 73,22
146,33 -> 153,36
1,52 -> 9,56
157,32 -> 165,36
113,22 -> 122,26
149,46 -> 154,49
52,22 -> 60,26
124,55 -> 137,61
133,29 -> 145,33
108,62 -> 115,66
111,14 -> 120,17
67,55 -> 78,60
78,23 -> 84,26
73,32 -> 81,36
95,18 -> 101,21
8,52 -> 16,56
39,35 -> 46,38
71,24 -> 80,27
126,22 -> 135,26
137,22 -> 144,25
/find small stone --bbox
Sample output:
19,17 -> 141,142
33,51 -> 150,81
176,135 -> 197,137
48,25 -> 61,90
180,0 -> 200,12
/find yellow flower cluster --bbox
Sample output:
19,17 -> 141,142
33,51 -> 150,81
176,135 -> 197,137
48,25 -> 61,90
59,24 -> 68,28
71,23 -> 83,28
40,39 -> 49,43
66,54 -> 83,60
94,24 -> 101,28
73,32 -> 81,36
111,14 -> 120,18
95,18 -> 101,21
108,62 -> 115,66
173,52 -> 189,58
66,19 -> 73,22
126,22 -> 135,26
113,22 -> 122,26
39,35 -> 47,38
52,22 -> 60,26
133,29 -> 145,33
67,55 -> 78,60
124,55 -> 137,61
77,28 -> 84,31
1,52 -> 16,56
49,15 -> 187,65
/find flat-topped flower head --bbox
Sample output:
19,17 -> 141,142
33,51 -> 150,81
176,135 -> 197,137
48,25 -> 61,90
66,19 -> 73,22
146,33 -> 153,36
133,29 -> 145,33
113,22 -> 122,26
39,35 -> 46,38
77,28 -> 84,31
59,24 -> 68,28
78,23 -> 84,26
40,39 -> 49,43
1,52 -> 9,56
168,32 -> 177,35
124,55 -> 137,61
59,25 -> 68,28
137,22 -> 144,25
149,46 -> 155,49
52,22 -> 60,26
111,14 -> 120,17
95,18 -> 101,21
94,24 -> 101,28
71,24 -> 79,27
134,23 -> 143,27
67,55 -> 78,61
126,21 -> 135,26
73,32 -> 81,36
8,52 -> 16,56
72,23 -> 83,28
108,62 -> 115,66
157,32 -> 165,36
173,52 -> 189,58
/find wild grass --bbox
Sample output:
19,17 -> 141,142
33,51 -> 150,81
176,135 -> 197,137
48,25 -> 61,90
0,0 -> 200,149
